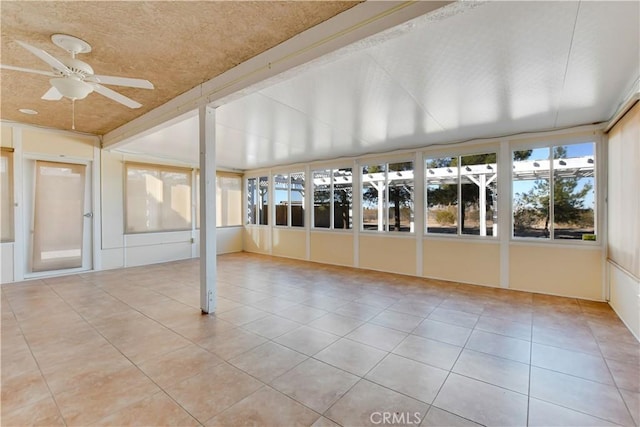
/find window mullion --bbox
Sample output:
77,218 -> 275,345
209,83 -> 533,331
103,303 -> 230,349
385,165 -> 389,232
288,175 -> 292,228
549,148 -> 554,240
457,156 -> 462,235
330,169 -> 334,229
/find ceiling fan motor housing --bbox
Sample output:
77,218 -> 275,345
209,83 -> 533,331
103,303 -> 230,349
56,57 -> 94,78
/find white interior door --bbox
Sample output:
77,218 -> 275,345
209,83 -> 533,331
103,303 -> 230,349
25,159 -> 92,275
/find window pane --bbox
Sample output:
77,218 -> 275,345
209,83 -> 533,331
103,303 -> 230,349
127,166 -> 160,232
552,143 -> 595,240
333,168 -> 352,229
258,176 -> 269,225
425,157 -> 458,234
274,174 -> 289,226
388,162 -> 414,232
218,174 -> 242,227
161,170 -> 192,230
291,172 -> 305,227
126,164 -> 192,233
1,150 -> 14,242
32,162 -> 85,271
513,148 -> 550,238
313,170 -> 331,228
461,153 -> 497,236
362,164 -> 386,231
247,178 -> 257,225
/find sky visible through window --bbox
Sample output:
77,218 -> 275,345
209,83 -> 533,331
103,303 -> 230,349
513,143 -> 595,208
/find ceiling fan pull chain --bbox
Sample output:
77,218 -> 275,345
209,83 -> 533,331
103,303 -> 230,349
72,99 -> 75,130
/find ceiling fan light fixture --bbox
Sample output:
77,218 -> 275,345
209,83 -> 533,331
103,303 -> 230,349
49,77 -> 92,100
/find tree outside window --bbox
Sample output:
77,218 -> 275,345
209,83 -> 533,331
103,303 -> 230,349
362,161 -> 414,232
512,143 -> 595,240
425,153 -> 497,236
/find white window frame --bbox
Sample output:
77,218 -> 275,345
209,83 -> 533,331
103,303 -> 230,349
424,150 -> 499,239
360,157 -> 415,234
510,137 -> 599,244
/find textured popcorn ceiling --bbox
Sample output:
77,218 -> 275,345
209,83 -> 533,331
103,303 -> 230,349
0,1 -> 360,135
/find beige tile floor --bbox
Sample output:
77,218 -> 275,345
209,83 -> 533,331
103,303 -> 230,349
1,252 -> 639,427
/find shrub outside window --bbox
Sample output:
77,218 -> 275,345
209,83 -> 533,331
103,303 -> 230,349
425,153 -> 497,236
512,142 -> 595,240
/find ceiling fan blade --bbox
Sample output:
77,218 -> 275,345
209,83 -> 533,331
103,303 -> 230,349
90,74 -> 154,89
42,86 -> 63,101
1,64 -> 56,77
16,41 -> 69,74
92,84 -> 142,109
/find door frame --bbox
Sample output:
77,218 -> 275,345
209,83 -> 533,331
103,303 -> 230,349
16,149 -> 101,280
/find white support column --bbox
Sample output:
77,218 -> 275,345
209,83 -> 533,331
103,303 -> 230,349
305,164 -> 311,261
498,139 -> 511,288
199,105 -> 217,314
353,160 -> 360,268
414,151 -> 425,277
479,173 -> 487,237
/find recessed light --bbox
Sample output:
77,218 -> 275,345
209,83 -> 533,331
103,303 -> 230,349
18,108 -> 38,115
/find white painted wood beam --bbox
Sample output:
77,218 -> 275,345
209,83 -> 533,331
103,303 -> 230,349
199,105 -> 217,314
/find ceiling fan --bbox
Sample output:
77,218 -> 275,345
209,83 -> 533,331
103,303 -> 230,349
1,34 -> 154,109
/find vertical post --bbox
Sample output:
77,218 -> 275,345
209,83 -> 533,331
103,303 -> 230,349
499,139 -> 511,288
377,181 -> 384,231
479,173 -> 487,237
200,105 -> 217,314
414,151 -> 424,277
353,160 -> 360,267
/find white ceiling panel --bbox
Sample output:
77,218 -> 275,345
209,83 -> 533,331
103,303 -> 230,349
369,1 -> 579,137
555,1 -> 640,127
117,113 -> 199,164
116,1 -> 639,171
257,51 -> 445,145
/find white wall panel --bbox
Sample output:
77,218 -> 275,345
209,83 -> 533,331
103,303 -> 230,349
100,248 -> 124,270
608,262 -> 640,340
125,242 -> 192,267
194,227 -> 243,256
101,151 -> 125,249
1,243 -> 14,283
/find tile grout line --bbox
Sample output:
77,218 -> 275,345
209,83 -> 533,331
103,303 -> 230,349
3,286 -> 69,427
585,304 -> 638,426
45,280 -> 203,426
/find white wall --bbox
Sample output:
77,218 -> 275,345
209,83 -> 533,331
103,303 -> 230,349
100,150 -> 243,270
0,122 -> 243,283
1,122 -> 99,283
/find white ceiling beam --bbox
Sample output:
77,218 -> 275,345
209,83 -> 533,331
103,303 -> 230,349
102,0 -> 452,149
